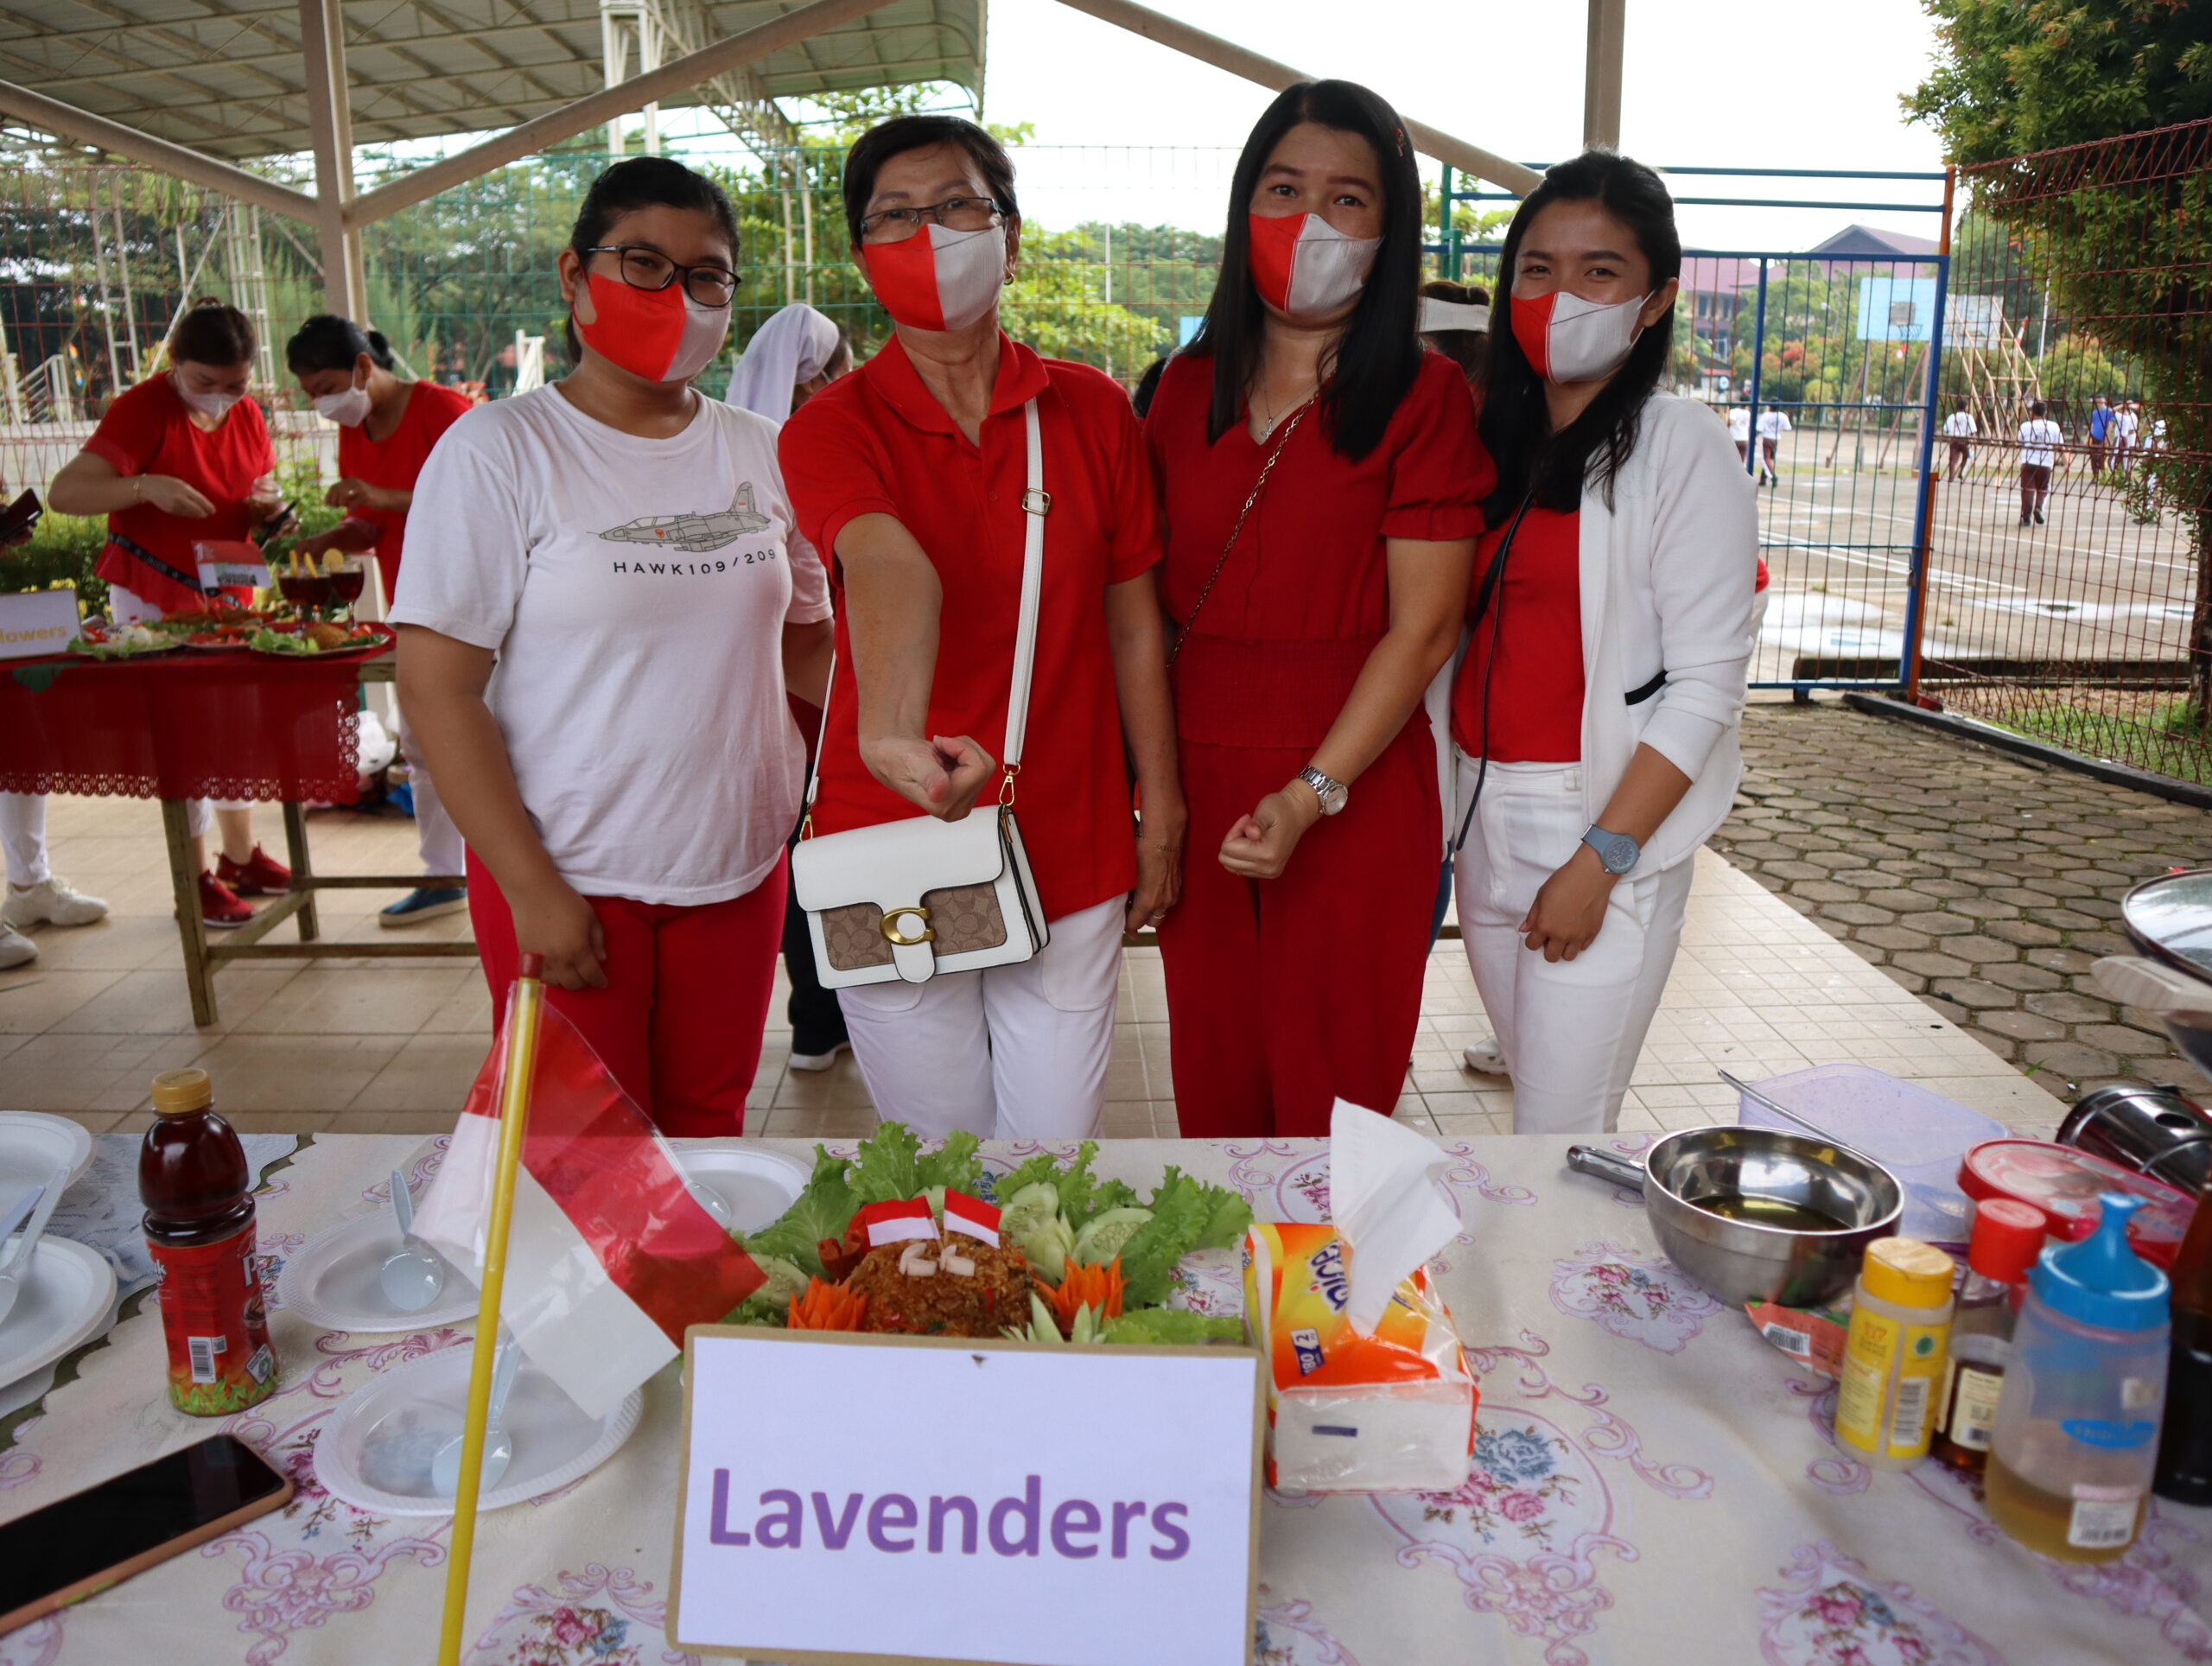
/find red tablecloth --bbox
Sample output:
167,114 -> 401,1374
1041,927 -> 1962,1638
0,650 -> 371,801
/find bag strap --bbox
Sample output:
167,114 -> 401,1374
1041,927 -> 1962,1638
802,397 -> 1047,823
1167,398 -> 1312,666
1446,491 -> 1535,860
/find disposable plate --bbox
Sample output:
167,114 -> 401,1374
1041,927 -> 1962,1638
276,1211 -> 479,1333
0,1112 -> 95,1199
313,1341 -> 642,1517
676,1143 -> 808,1233
0,1238 -> 118,1393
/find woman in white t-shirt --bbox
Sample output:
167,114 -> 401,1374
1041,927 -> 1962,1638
392,157 -> 832,1136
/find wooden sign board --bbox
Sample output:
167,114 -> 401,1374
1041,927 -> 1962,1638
669,1326 -> 1264,1666
0,589 -> 79,661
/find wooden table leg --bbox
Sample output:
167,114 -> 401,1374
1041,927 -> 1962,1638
281,800 -> 319,942
162,798 -> 217,1027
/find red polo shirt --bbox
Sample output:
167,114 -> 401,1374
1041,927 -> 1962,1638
335,378 -> 474,604
778,334 -> 1160,923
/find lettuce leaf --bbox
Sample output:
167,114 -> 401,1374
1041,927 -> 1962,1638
997,1140 -> 1107,1227
721,1254 -> 809,1326
1101,1308 -> 1247,1346
916,1129 -> 985,1197
1117,1167 -> 1254,1307
849,1121 -> 925,1207
738,1145 -> 858,1278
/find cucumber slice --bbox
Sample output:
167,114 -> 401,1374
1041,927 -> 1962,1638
1072,1205 -> 1154,1268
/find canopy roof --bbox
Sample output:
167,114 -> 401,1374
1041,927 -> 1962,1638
0,0 -> 982,160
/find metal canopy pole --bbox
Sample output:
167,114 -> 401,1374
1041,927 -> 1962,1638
343,0 -> 895,229
1584,0 -> 1625,150
297,0 -> 365,320
1050,0 -> 1543,197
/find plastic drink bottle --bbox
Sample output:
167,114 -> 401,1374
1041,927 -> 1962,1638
2155,1180 -> 2212,1504
1834,1237 -> 1955,1471
1931,1198 -> 2045,1474
139,1069 -> 277,1415
1986,1193 -> 2170,1561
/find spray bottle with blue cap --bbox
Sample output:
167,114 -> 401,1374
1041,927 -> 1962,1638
1986,1192 -> 2171,1561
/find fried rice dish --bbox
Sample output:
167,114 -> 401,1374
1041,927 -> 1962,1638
846,1238 -> 1034,1337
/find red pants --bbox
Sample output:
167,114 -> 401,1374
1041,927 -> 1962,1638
468,851 -> 785,1138
1159,722 -> 1440,1137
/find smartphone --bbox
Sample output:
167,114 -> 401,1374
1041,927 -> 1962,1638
0,1434 -> 292,1634
0,489 -> 41,543
257,499 -> 298,541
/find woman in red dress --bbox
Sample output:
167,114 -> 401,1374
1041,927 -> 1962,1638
286,314 -> 474,927
48,299 -> 292,927
1146,81 -> 1488,1138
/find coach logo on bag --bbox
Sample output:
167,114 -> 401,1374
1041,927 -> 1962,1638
881,905 -> 935,947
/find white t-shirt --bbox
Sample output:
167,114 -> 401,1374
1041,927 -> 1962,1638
1756,410 -> 1791,442
391,386 -> 832,906
2115,409 -> 2140,443
1727,407 -> 1751,443
2018,418 -> 2063,467
1943,411 -> 1975,438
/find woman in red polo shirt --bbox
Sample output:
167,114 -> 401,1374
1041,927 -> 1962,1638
286,315 -> 474,928
779,115 -> 1182,1142
48,298 -> 291,927
1145,81 -> 1486,1139
1450,152 -> 1755,1135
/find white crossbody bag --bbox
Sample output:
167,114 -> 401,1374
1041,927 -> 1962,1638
789,398 -> 1052,989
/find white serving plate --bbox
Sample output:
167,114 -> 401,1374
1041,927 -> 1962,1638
276,1211 -> 479,1333
313,1341 -> 641,1517
0,1112 -> 94,1199
0,1237 -> 118,1393
676,1144 -> 808,1234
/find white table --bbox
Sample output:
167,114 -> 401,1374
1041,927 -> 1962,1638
0,1130 -> 2202,1665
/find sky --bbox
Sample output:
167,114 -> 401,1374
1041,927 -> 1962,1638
961,0 -> 1954,251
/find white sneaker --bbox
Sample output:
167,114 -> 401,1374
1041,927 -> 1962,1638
788,1039 -> 852,1074
1461,1039 -> 1510,1077
0,924 -> 35,970
3,877 -> 109,929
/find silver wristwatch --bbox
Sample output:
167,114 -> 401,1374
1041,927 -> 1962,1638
1583,824 -> 1641,875
1298,766 -> 1349,817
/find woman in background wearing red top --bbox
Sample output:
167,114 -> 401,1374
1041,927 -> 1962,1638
1451,153 -> 1756,1135
779,116 -> 1181,1141
285,315 -> 474,928
48,299 -> 292,927
1146,81 -> 1484,1139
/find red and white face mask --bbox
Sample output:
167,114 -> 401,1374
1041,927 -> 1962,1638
1247,213 -> 1380,321
861,222 -> 1007,333
1510,289 -> 1649,385
573,271 -> 729,385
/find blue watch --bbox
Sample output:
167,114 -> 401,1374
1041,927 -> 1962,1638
1583,825 -> 1641,875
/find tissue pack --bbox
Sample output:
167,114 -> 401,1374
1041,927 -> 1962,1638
1243,1220 -> 1478,1492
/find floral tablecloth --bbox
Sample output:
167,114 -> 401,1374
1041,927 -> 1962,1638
0,1131 -> 2204,1666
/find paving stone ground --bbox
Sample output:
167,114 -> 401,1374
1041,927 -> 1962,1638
1716,700 -> 2212,1103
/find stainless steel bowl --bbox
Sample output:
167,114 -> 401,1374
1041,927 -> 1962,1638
1567,1125 -> 1904,1307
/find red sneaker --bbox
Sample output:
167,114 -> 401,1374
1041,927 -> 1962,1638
217,844 -> 292,897
198,870 -> 255,929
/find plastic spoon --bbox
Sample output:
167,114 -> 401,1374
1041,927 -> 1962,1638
0,1181 -> 50,1332
432,1330 -> 522,1497
684,1178 -> 733,1231
378,1169 -> 447,1314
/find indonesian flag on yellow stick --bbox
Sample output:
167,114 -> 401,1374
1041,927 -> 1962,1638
414,1001 -> 766,1418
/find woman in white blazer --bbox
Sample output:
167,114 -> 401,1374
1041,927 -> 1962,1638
1448,151 -> 1758,1135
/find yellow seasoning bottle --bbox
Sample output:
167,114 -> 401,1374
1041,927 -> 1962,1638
1834,1237 -> 1955,1471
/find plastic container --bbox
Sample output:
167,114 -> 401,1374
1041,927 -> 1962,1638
1931,1199 -> 2044,1474
2155,1180 -> 2212,1505
1834,1237 -> 1955,1471
1959,1138 -> 2195,1269
139,1069 -> 277,1415
1986,1194 -> 2171,1562
1737,1064 -> 2005,1246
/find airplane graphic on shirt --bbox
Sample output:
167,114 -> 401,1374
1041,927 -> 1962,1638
597,481 -> 770,553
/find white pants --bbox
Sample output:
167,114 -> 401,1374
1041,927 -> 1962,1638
109,584 -> 252,844
838,896 -> 1123,1141
393,700 -> 464,880
0,793 -> 47,887
1453,754 -> 1695,1135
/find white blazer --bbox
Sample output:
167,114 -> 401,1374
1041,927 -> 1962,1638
1573,392 -> 1759,873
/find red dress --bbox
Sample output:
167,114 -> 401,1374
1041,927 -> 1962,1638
85,375 -> 274,614
1145,351 -> 1491,1136
1451,506 -> 1584,762
334,380 -> 473,606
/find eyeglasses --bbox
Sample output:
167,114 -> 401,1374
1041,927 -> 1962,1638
582,245 -> 740,308
857,196 -> 1004,245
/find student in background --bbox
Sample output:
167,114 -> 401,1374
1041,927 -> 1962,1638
2018,399 -> 2063,526
1418,278 -> 1491,391
2113,399 -> 2140,480
1727,399 -> 1751,466
1943,404 -> 1976,483
2086,395 -> 2112,478
1754,404 -> 1789,486
286,315 -> 475,926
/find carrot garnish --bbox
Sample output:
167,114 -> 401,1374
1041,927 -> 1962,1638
787,1276 -> 868,1331
1042,1256 -> 1125,1332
